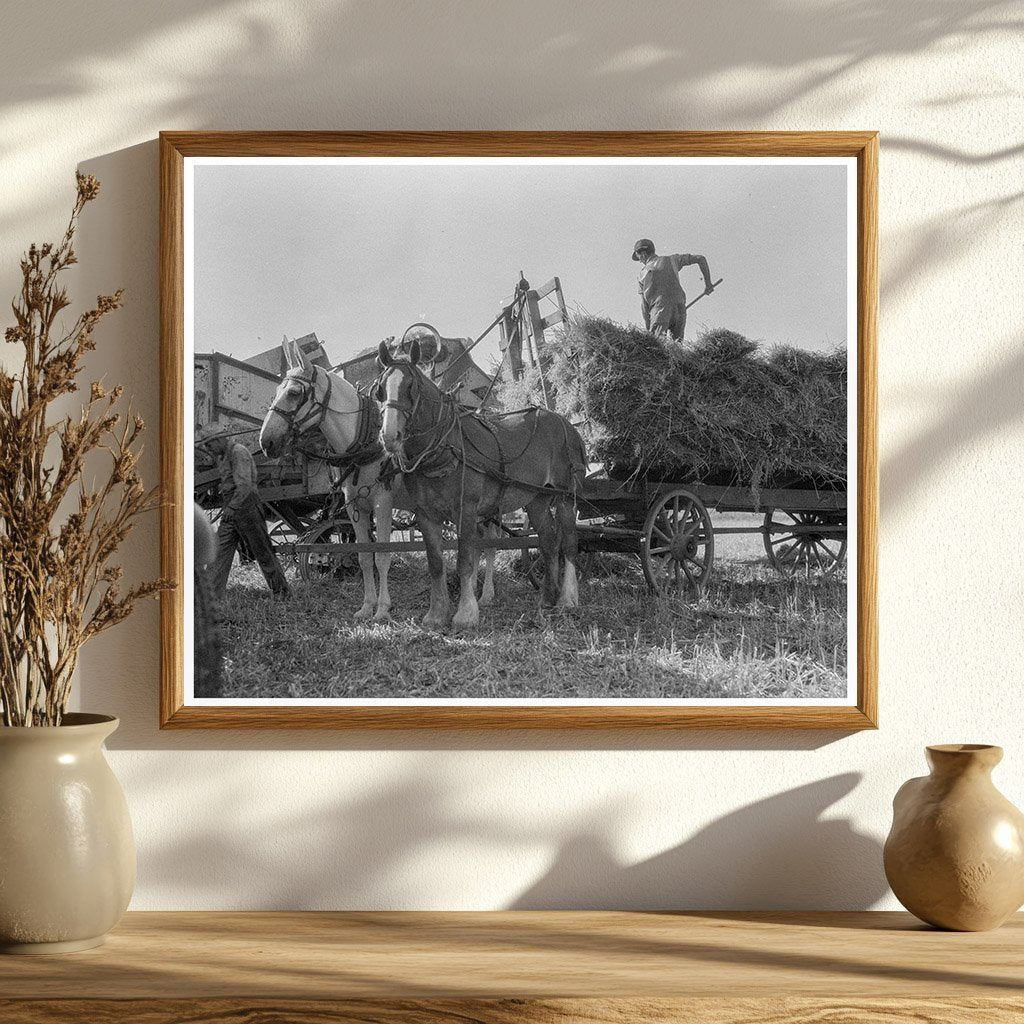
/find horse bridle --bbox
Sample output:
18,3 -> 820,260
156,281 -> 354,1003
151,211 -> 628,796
377,366 -> 421,441
270,366 -> 333,440
377,363 -> 458,471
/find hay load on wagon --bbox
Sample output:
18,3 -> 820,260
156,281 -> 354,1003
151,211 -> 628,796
496,315 -> 847,490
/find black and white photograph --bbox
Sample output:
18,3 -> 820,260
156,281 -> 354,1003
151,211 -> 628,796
177,140 -> 872,721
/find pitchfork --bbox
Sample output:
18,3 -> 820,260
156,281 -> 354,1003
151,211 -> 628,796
686,277 -> 724,311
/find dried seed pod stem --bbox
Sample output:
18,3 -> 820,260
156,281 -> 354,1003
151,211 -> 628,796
0,176 -> 174,727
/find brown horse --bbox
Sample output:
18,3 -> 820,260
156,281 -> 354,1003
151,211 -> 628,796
377,339 -> 587,630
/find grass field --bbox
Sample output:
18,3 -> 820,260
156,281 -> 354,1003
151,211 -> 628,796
212,521 -> 848,700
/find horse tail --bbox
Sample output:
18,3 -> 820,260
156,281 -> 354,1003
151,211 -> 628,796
564,421 -> 588,496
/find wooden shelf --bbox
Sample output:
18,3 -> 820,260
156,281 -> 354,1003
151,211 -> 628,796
1,911 -> 1021,1022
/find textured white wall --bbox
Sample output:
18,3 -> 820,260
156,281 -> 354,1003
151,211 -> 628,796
1,0 -> 1021,910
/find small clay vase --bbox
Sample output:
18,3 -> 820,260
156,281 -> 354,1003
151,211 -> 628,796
0,714 -> 135,953
884,744 -> 1024,930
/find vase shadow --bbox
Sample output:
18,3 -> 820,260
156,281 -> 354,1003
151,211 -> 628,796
512,773 -> 888,911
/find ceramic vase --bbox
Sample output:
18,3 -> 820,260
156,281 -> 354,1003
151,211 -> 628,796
884,744 -> 1024,931
0,713 -> 135,953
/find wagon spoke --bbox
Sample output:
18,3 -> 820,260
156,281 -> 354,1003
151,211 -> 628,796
678,522 -> 700,544
684,552 -> 706,577
810,542 -> 825,573
806,540 -> 823,573
801,539 -> 817,573
777,542 -> 798,564
811,536 -> 842,570
786,546 -> 802,574
649,545 -> 671,556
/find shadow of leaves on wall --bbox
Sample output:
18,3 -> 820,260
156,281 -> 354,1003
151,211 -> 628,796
882,336 -> 1024,509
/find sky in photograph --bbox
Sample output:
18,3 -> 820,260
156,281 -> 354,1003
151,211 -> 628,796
191,158 -> 851,370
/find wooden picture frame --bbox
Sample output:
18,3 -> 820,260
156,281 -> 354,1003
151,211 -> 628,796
160,131 -> 877,730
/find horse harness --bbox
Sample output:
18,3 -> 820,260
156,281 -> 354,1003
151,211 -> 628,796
271,367 -> 384,487
377,367 -> 461,478
378,364 -> 577,500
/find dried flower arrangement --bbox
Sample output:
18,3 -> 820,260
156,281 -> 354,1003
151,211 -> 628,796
0,174 -> 171,726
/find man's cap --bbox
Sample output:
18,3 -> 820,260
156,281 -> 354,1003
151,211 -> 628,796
631,238 -> 654,261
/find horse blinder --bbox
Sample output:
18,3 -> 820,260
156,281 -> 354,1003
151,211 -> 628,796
270,370 -> 326,438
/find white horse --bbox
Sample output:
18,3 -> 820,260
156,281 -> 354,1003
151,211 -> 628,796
259,338 -> 495,621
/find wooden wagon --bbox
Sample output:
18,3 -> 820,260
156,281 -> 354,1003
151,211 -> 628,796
572,475 -> 846,595
286,275 -> 848,595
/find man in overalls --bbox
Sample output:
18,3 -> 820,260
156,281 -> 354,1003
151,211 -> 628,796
202,430 -> 290,601
632,238 -> 715,343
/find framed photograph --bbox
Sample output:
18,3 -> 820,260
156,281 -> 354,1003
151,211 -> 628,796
160,131 -> 877,729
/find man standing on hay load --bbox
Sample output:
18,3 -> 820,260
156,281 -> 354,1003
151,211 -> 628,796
632,238 -> 715,343
199,428 -> 291,602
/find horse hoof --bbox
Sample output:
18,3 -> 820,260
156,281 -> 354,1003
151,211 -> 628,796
353,607 -> 373,622
422,614 -> 446,630
452,614 -> 480,631
478,594 -> 494,608
371,611 -> 392,624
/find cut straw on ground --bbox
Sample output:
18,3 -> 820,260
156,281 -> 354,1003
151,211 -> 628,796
212,553 -> 846,701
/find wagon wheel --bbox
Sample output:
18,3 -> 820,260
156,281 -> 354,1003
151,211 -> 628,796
267,518 -> 299,563
641,488 -> 714,594
298,519 -> 359,581
763,509 -> 846,577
